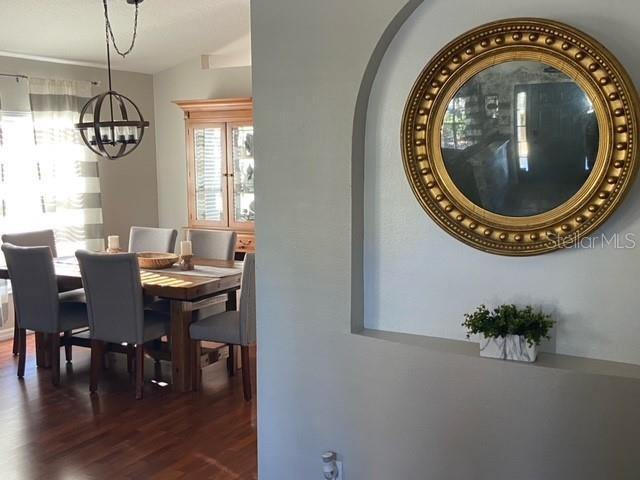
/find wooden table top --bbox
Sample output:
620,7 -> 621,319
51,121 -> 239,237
0,256 -> 243,302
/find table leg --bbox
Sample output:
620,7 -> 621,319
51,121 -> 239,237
170,300 -> 194,392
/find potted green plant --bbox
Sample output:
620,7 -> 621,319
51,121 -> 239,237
462,304 -> 554,362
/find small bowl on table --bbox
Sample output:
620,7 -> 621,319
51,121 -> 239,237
136,252 -> 179,270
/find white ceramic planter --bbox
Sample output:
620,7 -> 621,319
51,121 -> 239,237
479,334 -> 537,362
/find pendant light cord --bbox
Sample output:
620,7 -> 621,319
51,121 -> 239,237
102,0 -> 140,59
101,0 -> 141,132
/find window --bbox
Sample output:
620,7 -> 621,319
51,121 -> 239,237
0,111 -> 41,227
194,126 -> 224,221
515,90 -> 529,171
442,97 -> 470,150
0,108 -> 102,256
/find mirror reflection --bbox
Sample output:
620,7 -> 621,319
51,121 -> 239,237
441,60 -> 598,217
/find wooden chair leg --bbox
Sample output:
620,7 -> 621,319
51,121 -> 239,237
12,322 -> 19,356
35,332 -> 46,368
103,350 -> 110,370
127,345 -> 135,375
63,331 -> 72,363
227,344 -> 235,377
90,339 -> 103,393
151,339 -> 162,370
17,328 -> 26,378
192,340 -> 202,391
135,344 -> 144,400
240,345 -> 251,402
50,333 -> 60,386
41,333 -> 52,369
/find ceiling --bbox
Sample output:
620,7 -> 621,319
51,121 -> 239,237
0,0 -> 251,74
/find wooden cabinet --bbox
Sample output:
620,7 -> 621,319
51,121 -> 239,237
175,98 -> 255,253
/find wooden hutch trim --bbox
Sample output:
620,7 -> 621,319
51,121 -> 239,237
174,98 -> 253,122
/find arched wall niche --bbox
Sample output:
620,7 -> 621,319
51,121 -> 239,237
351,0 -> 424,332
356,0 -> 640,365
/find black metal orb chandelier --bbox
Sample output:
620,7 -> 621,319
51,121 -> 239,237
75,0 -> 149,160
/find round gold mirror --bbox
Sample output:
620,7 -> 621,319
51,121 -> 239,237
402,18 -> 639,255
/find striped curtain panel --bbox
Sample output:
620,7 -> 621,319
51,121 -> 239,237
0,94 -> 9,336
28,78 -> 104,255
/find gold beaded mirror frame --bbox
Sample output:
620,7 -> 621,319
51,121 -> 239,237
401,18 -> 639,255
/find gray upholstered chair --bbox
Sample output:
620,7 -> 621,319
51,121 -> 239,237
1,243 -> 88,385
185,229 -> 238,369
1,229 -> 83,361
76,250 -> 170,399
189,253 -> 255,400
186,229 -> 237,260
2,229 -> 58,256
187,228 -> 237,314
128,226 -> 178,253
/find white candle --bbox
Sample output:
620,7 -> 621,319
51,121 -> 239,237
107,235 -> 120,250
180,240 -> 193,256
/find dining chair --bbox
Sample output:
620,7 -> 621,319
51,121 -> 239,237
1,229 -> 82,361
185,229 -> 239,369
186,229 -> 237,260
1,243 -> 89,386
76,250 -> 170,399
2,229 -> 58,256
189,253 -> 255,401
185,228 -> 237,314
128,226 -> 178,253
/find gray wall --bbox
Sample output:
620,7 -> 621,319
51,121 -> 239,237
152,56 -> 252,231
251,0 -> 640,478
0,55 -> 158,246
364,0 -> 640,365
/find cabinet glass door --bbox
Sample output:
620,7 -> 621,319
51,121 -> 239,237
228,124 -> 255,227
192,125 -> 226,225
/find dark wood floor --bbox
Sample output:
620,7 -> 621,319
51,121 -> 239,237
0,335 -> 257,479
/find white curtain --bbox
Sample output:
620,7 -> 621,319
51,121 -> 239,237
0,92 -> 7,336
0,77 -> 104,336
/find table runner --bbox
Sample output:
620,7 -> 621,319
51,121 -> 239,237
55,256 -> 241,278
144,264 -> 242,278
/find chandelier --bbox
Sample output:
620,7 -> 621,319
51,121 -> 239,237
75,0 -> 149,160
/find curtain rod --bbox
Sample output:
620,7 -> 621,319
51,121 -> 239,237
0,72 -> 101,86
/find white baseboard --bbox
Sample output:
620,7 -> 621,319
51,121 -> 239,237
0,327 -> 13,342
0,292 -> 15,342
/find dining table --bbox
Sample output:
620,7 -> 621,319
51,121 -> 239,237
0,255 -> 243,393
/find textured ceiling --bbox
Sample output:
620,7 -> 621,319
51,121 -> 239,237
0,0 -> 251,74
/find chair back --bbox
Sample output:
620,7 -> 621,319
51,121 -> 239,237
239,253 -> 256,345
1,244 -> 59,333
76,250 -> 145,345
2,229 -> 57,257
186,229 -> 237,260
128,226 -> 177,253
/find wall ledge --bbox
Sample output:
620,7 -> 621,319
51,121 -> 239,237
357,328 -> 640,381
